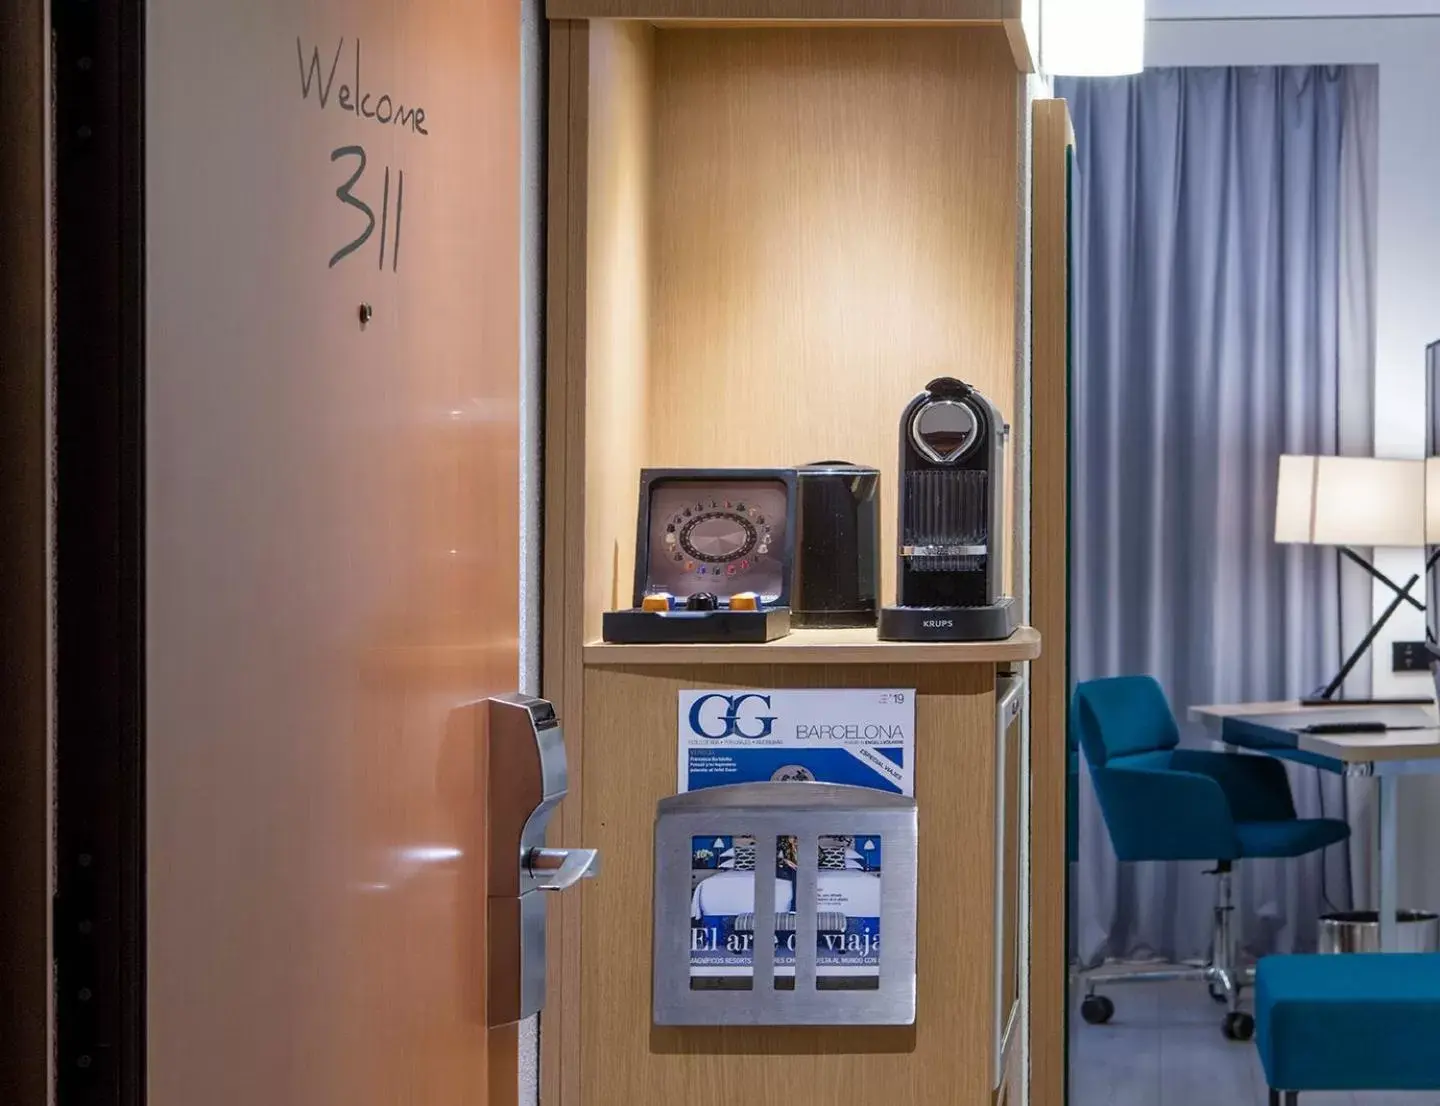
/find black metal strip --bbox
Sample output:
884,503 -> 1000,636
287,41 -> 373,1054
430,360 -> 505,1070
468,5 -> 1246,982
1317,573 -> 1421,702
53,0 -> 146,1103
1339,544 -> 1425,612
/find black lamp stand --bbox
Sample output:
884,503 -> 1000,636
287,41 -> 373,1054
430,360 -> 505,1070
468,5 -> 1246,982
1303,546 -> 1436,706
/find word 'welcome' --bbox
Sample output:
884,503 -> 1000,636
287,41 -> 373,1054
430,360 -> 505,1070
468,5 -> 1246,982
297,37 -> 429,136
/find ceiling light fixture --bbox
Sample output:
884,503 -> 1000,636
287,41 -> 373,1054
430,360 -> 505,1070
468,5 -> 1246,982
1043,0 -> 1146,77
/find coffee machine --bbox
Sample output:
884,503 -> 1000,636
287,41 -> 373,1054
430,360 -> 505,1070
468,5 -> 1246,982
878,377 -> 1016,641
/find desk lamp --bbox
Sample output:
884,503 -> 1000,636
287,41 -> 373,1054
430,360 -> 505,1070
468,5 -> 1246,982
1275,454 -> 1430,706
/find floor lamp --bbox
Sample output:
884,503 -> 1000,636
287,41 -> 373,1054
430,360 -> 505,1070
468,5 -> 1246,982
1275,454 -> 1431,706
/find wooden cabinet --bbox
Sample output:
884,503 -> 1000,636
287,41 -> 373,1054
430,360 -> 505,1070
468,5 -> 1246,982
541,9 -> 1067,1104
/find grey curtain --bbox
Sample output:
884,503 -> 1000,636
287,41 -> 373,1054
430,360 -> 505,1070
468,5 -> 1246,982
1056,66 -> 1378,966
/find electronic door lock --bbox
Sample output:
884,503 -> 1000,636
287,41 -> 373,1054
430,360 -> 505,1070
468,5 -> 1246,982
482,693 -> 596,1028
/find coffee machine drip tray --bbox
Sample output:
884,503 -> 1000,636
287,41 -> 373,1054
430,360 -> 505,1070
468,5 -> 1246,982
901,544 -> 987,574
878,598 -> 1016,642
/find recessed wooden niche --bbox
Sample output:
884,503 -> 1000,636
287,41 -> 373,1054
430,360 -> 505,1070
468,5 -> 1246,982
575,20 -> 1025,641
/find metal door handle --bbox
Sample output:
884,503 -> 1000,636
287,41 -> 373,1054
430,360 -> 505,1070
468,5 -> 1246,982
526,847 -> 600,890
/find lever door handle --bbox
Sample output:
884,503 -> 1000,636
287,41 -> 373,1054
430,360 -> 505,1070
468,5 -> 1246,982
525,847 -> 600,891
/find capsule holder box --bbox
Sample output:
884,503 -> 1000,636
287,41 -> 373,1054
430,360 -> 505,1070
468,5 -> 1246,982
652,781 -> 918,1026
601,606 -> 791,645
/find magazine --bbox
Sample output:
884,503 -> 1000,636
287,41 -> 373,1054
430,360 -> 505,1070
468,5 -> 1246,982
688,832 -> 883,990
678,688 -> 915,795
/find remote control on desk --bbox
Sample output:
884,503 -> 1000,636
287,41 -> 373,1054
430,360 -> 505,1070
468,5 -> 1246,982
1300,721 -> 1427,735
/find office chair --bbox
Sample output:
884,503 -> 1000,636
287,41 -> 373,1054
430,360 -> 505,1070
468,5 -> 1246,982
1072,676 -> 1350,1041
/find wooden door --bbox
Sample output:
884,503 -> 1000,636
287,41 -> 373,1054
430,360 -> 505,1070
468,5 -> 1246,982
145,2 -> 522,1104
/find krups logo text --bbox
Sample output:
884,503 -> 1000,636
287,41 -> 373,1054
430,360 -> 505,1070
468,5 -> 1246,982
922,619 -> 954,628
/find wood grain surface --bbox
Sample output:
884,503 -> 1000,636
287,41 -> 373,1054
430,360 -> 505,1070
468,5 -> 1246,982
644,26 -> 1021,613
580,662 -> 999,1106
1027,97 -> 1073,1106
542,21 -> 592,1106
547,0 -> 1006,21
585,625 -> 1042,666
584,20 -> 655,636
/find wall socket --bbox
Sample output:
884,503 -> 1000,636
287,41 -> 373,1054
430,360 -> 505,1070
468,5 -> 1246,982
1392,641 -> 1432,673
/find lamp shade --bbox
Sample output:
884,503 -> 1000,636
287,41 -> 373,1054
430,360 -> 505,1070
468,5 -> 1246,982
1042,0 -> 1145,77
1428,457 -> 1440,545
1274,455 -> 1318,544
1274,454 -> 1426,548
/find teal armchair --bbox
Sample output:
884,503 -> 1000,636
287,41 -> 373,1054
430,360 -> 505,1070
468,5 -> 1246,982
1073,676 -> 1349,1041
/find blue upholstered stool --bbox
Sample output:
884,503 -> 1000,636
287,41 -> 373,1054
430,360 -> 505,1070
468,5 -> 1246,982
1257,953 -> 1440,1103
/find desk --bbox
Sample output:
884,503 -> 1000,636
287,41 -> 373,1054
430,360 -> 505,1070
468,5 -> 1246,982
1190,701 -> 1440,951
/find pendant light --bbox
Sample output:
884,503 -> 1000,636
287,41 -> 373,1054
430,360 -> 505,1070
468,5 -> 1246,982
1043,0 -> 1146,77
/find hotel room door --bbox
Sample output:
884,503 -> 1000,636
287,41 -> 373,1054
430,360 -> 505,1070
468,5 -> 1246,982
140,0 -> 522,1102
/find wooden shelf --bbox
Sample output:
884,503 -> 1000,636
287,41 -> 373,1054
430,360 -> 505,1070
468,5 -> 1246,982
583,624 -> 1040,665
546,0 -> 1035,73
551,0 -> 1004,23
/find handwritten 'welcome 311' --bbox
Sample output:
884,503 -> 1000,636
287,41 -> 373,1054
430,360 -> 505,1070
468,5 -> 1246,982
298,37 -> 424,272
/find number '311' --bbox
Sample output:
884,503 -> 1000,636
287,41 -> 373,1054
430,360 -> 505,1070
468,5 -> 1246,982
329,144 -> 404,273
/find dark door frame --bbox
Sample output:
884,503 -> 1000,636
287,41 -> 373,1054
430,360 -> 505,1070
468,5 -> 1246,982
0,1 -> 57,1102
53,1 -> 147,1103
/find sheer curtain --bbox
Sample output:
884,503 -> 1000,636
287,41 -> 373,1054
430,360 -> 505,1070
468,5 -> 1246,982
1055,66 -> 1378,965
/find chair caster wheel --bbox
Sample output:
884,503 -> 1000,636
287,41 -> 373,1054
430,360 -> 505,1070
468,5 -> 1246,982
1080,995 -> 1115,1025
1222,1011 -> 1254,1041
1209,982 -> 1229,1004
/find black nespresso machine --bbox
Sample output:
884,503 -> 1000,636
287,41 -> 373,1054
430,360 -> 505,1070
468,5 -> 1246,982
878,377 -> 1016,641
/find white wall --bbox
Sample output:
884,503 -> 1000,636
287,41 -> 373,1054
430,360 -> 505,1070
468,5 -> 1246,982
1147,14 -> 1440,910
1151,1 -> 1440,16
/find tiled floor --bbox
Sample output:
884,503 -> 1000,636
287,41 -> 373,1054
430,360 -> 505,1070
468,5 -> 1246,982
1070,979 -> 1440,1106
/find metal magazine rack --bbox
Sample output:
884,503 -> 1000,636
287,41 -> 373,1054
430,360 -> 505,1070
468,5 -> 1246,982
653,781 -> 918,1026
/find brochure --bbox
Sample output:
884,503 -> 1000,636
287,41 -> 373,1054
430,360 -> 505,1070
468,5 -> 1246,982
680,688 -> 909,989
677,688 -> 915,796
